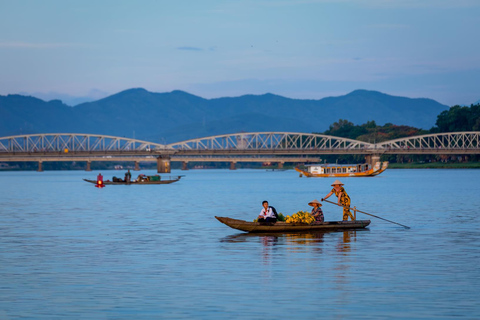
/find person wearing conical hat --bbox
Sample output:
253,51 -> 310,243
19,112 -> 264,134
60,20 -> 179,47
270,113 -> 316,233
322,180 -> 354,221
308,199 -> 324,222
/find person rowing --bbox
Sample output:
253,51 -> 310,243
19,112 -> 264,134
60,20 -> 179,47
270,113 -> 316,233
322,180 -> 354,221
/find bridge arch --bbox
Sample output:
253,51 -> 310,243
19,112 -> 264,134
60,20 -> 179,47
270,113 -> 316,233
1,131 -> 479,154
376,131 -> 480,151
1,132 -> 479,172
168,132 -> 375,151
0,133 -> 171,153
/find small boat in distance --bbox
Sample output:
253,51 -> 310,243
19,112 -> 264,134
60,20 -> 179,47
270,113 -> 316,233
295,161 -> 388,177
215,216 -> 370,233
83,175 -> 183,185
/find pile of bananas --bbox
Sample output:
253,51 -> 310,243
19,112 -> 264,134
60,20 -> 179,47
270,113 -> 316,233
285,210 -> 315,224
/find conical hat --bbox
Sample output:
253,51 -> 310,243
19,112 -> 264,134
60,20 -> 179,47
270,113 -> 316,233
331,179 -> 344,186
308,199 -> 322,206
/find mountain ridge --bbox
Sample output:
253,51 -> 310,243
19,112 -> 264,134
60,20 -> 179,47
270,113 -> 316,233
0,88 -> 450,143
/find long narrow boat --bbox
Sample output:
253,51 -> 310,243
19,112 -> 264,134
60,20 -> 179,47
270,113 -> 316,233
295,161 -> 388,178
83,175 -> 183,185
215,216 -> 370,233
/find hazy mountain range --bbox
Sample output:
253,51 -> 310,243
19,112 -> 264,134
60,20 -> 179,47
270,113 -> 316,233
0,88 -> 450,143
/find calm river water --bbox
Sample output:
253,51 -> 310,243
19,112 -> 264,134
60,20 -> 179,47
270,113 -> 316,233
0,168 -> 479,319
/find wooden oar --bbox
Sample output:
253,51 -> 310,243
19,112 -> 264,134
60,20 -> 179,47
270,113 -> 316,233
322,199 -> 410,229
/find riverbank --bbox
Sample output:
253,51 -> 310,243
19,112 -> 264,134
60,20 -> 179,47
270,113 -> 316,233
388,162 -> 480,169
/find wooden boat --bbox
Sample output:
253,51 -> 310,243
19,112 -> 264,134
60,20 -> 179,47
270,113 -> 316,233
83,175 -> 183,185
371,161 -> 389,176
295,161 -> 388,177
215,216 -> 370,233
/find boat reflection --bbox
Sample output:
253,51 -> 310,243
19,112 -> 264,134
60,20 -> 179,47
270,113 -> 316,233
337,230 -> 357,254
220,229 -> 369,245
333,230 -> 360,289
220,231 -> 327,244
220,230 -> 369,279
220,229 -> 369,259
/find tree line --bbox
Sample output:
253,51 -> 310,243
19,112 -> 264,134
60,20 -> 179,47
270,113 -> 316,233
319,103 -> 480,164
322,103 -> 480,141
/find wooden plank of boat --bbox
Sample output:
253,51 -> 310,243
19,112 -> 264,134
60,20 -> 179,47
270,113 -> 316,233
215,216 -> 370,233
83,176 -> 182,185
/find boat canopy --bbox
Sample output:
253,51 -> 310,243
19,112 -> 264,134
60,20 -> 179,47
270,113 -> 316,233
305,163 -> 367,167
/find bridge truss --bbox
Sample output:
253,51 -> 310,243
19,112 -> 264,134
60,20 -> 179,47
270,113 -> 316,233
0,133 -> 170,153
168,132 -> 375,153
377,131 -> 480,154
0,132 -> 479,162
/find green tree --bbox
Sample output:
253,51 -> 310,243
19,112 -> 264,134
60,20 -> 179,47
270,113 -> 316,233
324,119 -> 368,139
433,104 -> 480,132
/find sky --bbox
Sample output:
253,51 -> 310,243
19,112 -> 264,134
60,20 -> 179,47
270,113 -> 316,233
1,0 -> 479,106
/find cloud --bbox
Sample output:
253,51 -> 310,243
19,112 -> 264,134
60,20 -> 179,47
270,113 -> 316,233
176,46 -> 203,51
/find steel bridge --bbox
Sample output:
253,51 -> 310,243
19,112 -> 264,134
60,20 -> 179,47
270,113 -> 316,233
0,131 -> 479,172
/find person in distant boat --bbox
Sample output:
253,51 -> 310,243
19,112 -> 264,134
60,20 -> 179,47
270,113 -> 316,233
125,169 -> 132,183
308,199 -> 324,222
322,180 -> 354,221
257,200 -> 277,224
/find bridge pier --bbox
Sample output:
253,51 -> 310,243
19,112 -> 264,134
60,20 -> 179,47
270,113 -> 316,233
37,161 -> 43,172
182,161 -> 189,170
157,156 -> 171,173
86,161 -> 92,171
230,161 -> 237,170
134,161 -> 140,171
365,154 -> 381,168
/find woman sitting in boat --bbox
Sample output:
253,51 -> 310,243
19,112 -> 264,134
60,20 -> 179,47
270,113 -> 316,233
257,200 -> 277,224
308,199 -> 324,222
322,180 -> 355,221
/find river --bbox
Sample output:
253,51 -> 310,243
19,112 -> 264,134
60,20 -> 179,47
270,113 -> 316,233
0,168 -> 479,319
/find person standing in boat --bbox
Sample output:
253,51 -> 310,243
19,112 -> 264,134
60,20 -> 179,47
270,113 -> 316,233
257,200 -> 277,224
322,180 -> 355,221
125,169 -> 132,183
308,199 -> 324,222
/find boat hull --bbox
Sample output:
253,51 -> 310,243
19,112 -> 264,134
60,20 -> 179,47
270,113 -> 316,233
295,161 -> 388,177
83,176 -> 182,185
215,216 -> 370,233
295,167 -> 376,177
371,161 -> 389,176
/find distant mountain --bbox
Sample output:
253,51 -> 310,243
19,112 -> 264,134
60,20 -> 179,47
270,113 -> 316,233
0,95 -> 76,136
19,89 -> 109,106
0,88 -> 449,143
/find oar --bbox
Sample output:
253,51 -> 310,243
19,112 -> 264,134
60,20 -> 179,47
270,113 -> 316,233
322,199 -> 410,229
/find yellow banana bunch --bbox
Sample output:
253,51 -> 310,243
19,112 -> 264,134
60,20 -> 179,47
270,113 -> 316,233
285,210 -> 315,224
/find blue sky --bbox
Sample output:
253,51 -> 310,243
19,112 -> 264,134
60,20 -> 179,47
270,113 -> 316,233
1,0 -> 479,106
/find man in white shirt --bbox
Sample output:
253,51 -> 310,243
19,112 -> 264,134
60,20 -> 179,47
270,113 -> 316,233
258,200 -> 277,224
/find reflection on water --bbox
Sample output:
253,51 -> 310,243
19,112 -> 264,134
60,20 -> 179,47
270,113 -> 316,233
221,230 -> 362,266
1,169 -> 480,319
221,229 -> 364,251
337,230 -> 355,253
